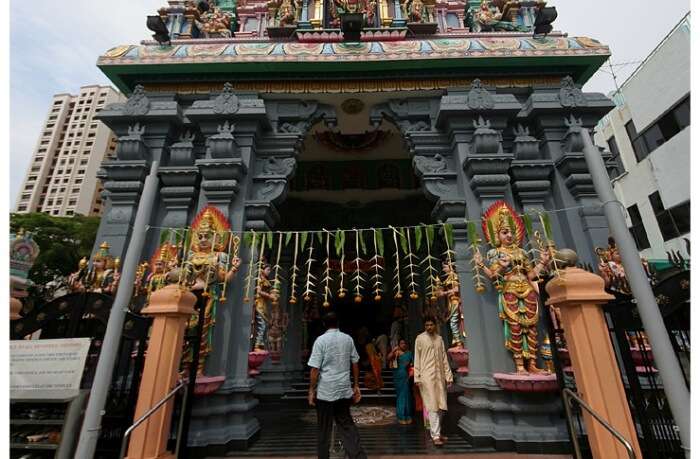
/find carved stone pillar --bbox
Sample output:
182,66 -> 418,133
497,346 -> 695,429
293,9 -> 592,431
94,88 -> 183,259
522,77 -> 615,266
159,130 -> 200,228
508,124 -> 554,212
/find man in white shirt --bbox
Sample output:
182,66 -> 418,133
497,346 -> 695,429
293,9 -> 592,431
308,312 -> 366,459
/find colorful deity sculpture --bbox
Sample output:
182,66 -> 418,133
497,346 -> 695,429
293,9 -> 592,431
196,1 -> 235,37
469,0 -> 526,32
328,0 -> 377,27
474,201 -> 550,375
134,242 -> 180,302
267,299 -> 289,362
438,261 -> 466,348
252,261 -> 277,351
181,206 -> 241,376
68,242 -> 121,295
268,0 -> 299,26
596,237 -> 653,295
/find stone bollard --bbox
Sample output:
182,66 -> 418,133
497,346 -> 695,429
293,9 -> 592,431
546,267 -> 642,459
126,284 -> 196,459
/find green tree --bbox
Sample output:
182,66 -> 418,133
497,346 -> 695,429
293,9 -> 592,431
10,212 -> 101,306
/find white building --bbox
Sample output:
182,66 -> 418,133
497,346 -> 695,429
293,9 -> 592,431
595,13 -> 690,263
14,85 -> 125,217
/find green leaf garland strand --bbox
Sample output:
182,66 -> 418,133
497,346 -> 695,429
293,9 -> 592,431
371,229 -> 384,301
243,231 -> 258,303
466,221 -> 486,293
289,232 -> 300,304
358,229 -> 368,255
322,230 -> 333,308
389,226 -> 403,300
353,229 -> 364,302
415,226 -> 423,252
303,232 -> 317,302
404,227 -> 419,300
422,224 -> 440,300
399,227 -> 409,254
285,231 -> 293,247
300,231 -> 309,251
272,232 -> 284,294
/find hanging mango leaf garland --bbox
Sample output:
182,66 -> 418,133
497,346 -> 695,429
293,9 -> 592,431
289,232 -> 301,304
422,224 -> 440,300
389,226 -> 403,300
352,229 -> 364,303
335,230 -> 347,298
403,227 -> 420,300
321,230 -> 333,308
370,229 -> 384,302
243,231 -> 258,303
467,221 -> 486,293
303,232 -> 317,302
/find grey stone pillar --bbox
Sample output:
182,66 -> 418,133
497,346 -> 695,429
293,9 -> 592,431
521,77 -> 615,266
181,85 -> 269,453
159,130 -> 200,228
93,89 -> 184,259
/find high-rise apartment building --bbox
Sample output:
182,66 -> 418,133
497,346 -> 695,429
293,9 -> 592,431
14,85 -> 125,216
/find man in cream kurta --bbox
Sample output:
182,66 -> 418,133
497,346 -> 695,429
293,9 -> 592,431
414,316 -> 453,445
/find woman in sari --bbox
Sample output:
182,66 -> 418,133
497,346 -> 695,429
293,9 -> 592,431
364,342 -> 385,390
388,339 -> 414,424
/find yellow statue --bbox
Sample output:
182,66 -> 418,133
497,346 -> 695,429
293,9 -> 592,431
134,242 -> 180,302
474,201 -> 550,375
68,242 -> 121,295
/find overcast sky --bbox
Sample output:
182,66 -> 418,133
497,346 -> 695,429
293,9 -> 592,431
9,1 -> 690,202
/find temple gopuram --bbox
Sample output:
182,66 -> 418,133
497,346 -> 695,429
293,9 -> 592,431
85,0 -> 626,456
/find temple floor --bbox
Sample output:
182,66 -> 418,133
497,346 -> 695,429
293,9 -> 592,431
205,396 -> 572,458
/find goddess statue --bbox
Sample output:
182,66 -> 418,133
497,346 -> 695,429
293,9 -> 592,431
68,242 -> 121,295
181,206 -> 241,376
473,201 -> 550,375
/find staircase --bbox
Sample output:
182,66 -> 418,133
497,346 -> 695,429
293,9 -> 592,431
283,368 -> 397,402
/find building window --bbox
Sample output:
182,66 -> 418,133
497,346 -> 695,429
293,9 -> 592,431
17,205 -> 27,211
627,204 -> 650,250
625,120 -> 649,162
606,135 -> 625,178
649,191 -> 690,241
628,96 -> 691,162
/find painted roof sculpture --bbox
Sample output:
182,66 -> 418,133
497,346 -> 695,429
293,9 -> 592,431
99,0 -> 610,92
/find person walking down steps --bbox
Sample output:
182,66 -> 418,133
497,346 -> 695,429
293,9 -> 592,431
308,312 -> 367,459
413,316 -> 454,446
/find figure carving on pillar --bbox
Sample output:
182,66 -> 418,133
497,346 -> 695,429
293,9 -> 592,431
438,261 -> 466,348
180,206 -> 241,377
473,201 -> 550,375
327,0 -> 377,27
253,261 -> 277,350
68,242 -> 121,295
267,298 -> 289,362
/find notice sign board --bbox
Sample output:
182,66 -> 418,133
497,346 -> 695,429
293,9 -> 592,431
11,338 -> 91,397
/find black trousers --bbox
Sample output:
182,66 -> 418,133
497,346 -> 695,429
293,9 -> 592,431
316,397 -> 367,459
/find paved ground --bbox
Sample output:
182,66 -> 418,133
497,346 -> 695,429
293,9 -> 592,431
207,397 -> 572,458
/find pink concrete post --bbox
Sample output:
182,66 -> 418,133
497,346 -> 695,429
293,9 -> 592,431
126,284 -> 196,459
546,267 -> 642,459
